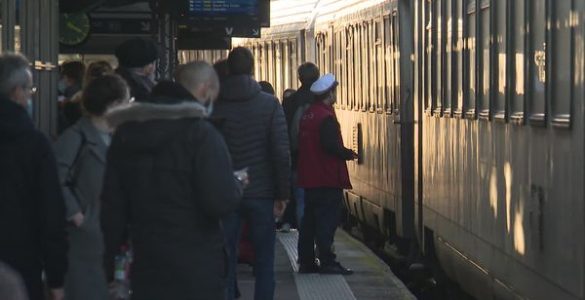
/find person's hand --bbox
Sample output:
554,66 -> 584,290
351,151 -> 359,160
50,288 -> 65,300
234,168 -> 250,187
71,212 -> 85,227
274,200 -> 288,218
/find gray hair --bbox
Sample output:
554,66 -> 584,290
175,61 -> 219,94
0,53 -> 30,98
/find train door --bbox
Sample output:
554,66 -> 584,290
396,0 -> 416,245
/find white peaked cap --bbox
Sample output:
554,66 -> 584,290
310,73 -> 338,95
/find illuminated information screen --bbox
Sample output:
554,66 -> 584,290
188,0 -> 257,15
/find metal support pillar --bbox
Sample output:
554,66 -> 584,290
18,0 -> 60,136
1,0 -> 16,51
153,11 -> 177,80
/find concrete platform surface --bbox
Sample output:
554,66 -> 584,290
236,230 -> 415,300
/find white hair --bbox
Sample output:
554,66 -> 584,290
0,53 -> 30,98
175,61 -> 219,94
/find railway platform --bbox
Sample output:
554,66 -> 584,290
236,230 -> 415,300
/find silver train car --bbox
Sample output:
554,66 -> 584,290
183,0 -> 585,299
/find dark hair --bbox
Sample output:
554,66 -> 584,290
82,74 -> 129,116
213,59 -> 229,81
259,81 -> 275,95
298,62 -> 320,86
85,61 -> 113,86
283,88 -> 296,99
227,47 -> 254,75
61,61 -> 85,84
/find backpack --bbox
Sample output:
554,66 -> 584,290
290,103 -> 310,153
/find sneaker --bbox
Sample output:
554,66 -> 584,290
298,263 -> 320,274
319,262 -> 354,275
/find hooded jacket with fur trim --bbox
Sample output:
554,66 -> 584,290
101,99 -> 240,300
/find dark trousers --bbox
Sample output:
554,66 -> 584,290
297,187 -> 342,267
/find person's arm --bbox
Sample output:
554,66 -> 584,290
35,134 -> 68,291
319,117 -> 355,161
193,123 -> 241,218
100,140 -> 128,283
53,130 -> 84,225
269,103 -> 291,201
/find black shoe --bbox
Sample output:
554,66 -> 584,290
319,262 -> 354,275
298,263 -> 320,273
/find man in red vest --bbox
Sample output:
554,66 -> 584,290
297,73 -> 357,275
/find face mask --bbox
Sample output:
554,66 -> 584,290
26,98 -> 33,118
57,79 -> 66,95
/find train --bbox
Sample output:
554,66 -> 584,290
182,0 -> 585,299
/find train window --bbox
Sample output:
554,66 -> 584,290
348,26 -> 356,110
342,28 -> 349,110
493,0 -> 506,121
384,17 -> 393,113
424,1 -> 432,114
511,0 -> 526,123
392,12 -> 401,114
375,19 -> 384,113
464,0 -> 477,117
257,45 -> 264,80
528,0 -> 547,126
334,30 -> 343,109
283,42 -> 290,93
368,21 -> 377,112
268,42 -> 274,87
290,40 -> 298,90
434,0 -> 443,115
550,0 -> 573,128
445,0 -> 453,116
454,0 -> 464,116
363,21 -> 372,112
275,42 -> 282,98
478,0 -> 490,119
355,25 -> 363,111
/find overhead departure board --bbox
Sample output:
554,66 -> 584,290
188,0 -> 257,16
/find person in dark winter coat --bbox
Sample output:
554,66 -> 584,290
297,73 -> 357,275
114,38 -> 159,103
213,47 -> 290,300
54,75 -> 130,300
282,63 -> 320,228
101,61 -> 241,300
0,53 -> 68,300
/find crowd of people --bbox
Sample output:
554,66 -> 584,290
0,37 -> 357,300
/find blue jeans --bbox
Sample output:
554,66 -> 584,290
223,198 -> 275,300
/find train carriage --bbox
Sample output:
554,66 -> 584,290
181,0 -> 585,299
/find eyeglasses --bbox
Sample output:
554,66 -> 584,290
23,86 -> 37,95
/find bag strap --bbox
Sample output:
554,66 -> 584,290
65,129 -> 87,187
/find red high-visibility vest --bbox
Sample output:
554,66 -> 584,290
297,101 -> 352,189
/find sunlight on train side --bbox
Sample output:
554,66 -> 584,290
498,54 -> 506,94
489,167 -> 498,218
515,54 -> 525,96
513,208 -> 526,256
504,162 -> 512,233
